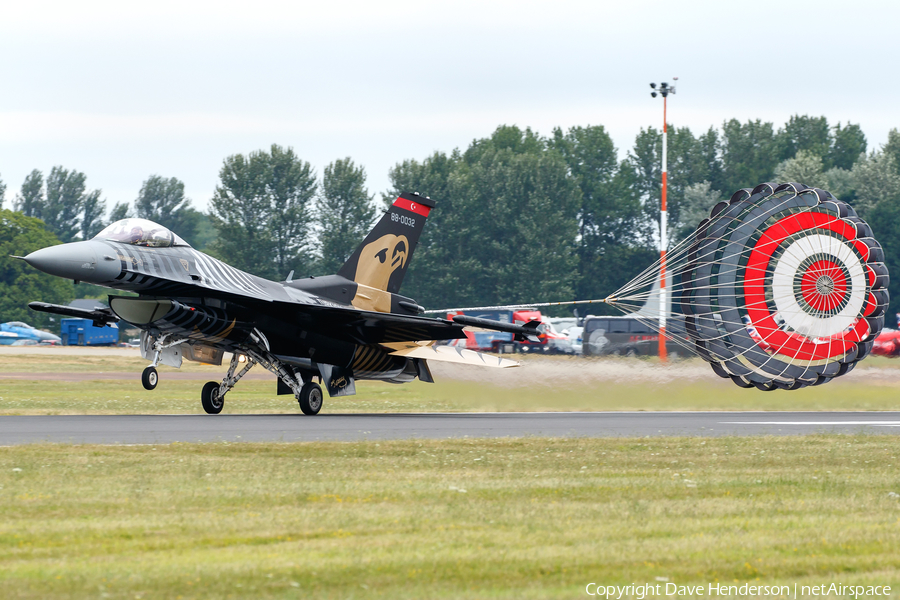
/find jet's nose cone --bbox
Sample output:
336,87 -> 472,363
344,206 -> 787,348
36,331 -> 62,342
24,242 -> 100,281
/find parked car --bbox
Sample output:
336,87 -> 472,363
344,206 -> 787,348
582,315 -> 685,357
562,326 -> 583,355
872,328 -> 900,357
445,310 -> 515,352
445,309 -> 570,354
512,310 -> 570,353
544,321 -> 577,354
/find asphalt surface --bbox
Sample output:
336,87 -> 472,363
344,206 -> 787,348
2,412 -> 900,445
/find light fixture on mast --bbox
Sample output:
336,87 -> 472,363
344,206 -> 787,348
648,77 -> 677,363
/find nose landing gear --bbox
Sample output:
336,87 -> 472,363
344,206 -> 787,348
141,366 -> 158,390
141,333 -> 187,391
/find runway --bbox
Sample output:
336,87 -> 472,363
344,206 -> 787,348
2,412 -> 900,445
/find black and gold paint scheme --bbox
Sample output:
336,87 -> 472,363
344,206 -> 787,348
336,193 -> 435,312
29,192 -> 485,402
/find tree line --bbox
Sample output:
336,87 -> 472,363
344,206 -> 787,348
4,114 -> 900,329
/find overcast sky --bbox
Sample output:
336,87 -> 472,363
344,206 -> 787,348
1,0 -> 897,214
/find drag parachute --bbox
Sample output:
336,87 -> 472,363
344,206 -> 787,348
611,182 -> 889,390
423,182 -> 888,390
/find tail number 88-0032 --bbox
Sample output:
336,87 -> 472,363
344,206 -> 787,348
391,213 -> 416,228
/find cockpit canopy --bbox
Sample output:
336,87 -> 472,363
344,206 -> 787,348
94,218 -> 190,248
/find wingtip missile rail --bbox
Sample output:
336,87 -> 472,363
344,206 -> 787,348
450,315 -> 542,341
28,301 -> 120,328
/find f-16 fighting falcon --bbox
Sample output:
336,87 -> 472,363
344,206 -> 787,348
21,194 -> 538,415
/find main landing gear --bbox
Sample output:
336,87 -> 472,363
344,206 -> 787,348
199,346 -> 325,416
139,330 -> 327,415
298,381 -> 323,416
201,381 -> 224,414
200,351 -> 255,415
247,350 -> 325,416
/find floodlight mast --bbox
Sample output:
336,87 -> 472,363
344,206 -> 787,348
649,77 -> 677,362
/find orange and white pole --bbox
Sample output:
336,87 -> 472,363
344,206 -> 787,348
659,96 -> 668,362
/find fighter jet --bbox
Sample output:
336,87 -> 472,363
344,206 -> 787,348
0,321 -> 62,345
21,193 -> 538,414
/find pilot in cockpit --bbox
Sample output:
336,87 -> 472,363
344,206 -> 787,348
129,226 -> 145,244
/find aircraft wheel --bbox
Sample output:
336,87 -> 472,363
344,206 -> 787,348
141,366 -> 158,390
298,382 -> 323,416
201,381 -> 224,414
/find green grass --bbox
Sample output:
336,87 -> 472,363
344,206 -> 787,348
0,379 -> 460,415
0,351 -> 217,373
2,352 -> 900,414
6,377 -> 900,415
2,436 -> 900,599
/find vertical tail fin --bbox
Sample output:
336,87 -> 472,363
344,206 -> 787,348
337,192 -> 435,294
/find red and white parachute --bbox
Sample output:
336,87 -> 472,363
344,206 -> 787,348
613,182 -> 889,389
424,182 -> 888,390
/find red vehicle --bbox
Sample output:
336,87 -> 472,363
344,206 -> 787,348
872,328 -> 900,357
445,309 -> 567,353
511,310 -> 568,353
445,310 -> 514,352
443,329 -> 479,350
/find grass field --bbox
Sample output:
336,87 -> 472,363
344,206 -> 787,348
1,349 -> 900,414
2,436 -> 900,599
3,349 -> 900,598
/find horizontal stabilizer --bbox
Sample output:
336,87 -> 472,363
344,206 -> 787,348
388,344 -> 519,368
28,301 -> 119,328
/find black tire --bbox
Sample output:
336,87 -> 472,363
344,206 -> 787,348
201,381 -> 224,414
298,382 -> 323,416
141,366 -> 158,390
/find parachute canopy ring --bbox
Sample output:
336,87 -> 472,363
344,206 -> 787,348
680,182 -> 889,390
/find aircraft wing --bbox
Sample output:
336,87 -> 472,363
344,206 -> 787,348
258,300 -> 470,345
247,293 -> 544,346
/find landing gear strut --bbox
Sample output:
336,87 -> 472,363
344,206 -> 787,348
142,333 -> 186,391
200,352 -> 254,415
201,381 -> 224,414
197,328 -> 327,415
245,347 -> 325,416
